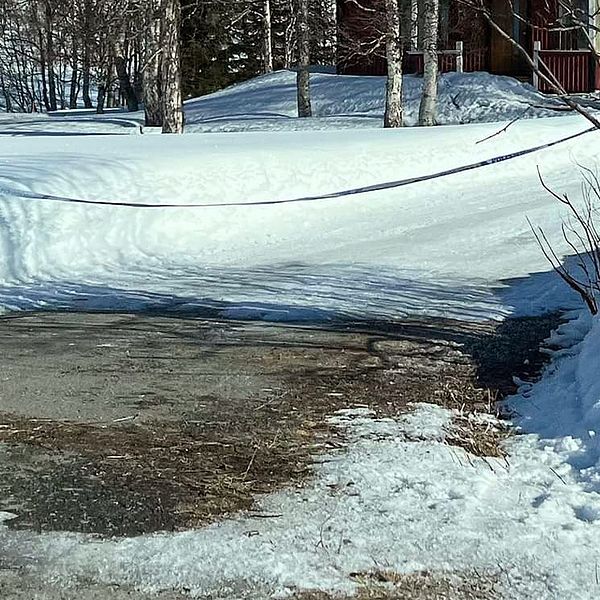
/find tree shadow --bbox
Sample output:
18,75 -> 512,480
0,256 -> 584,396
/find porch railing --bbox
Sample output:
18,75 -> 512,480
533,40 -> 593,94
405,42 -> 487,75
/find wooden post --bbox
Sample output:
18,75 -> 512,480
455,41 -> 464,73
533,40 -> 541,90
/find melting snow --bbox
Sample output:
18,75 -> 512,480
2,395 -> 600,599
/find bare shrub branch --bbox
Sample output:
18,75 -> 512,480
530,169 -> 600,315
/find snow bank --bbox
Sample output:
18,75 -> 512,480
511,311 -> 600,492
0,113 -> 596,320
184,70 -> 563,133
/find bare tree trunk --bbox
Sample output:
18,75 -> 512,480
143,1 -> 163,126
115,55 -> 138,111
38,30 -> 51,112
114,36 -> 139,113
296,0 -> 311,117
82,56 -> 92,108
69,40 -> 79,109
132,38 -> 143,101
161,0 -> 184,133
399,0 -> 414,47
284,0 -> 296,69
81,0 -> 93,109
96,82 -> 106,114
410,0 -> 419,50
263,0 -> 274,73
0,73 -> 13,112
44,1 -> 57,112
418,0 -> 439,126
384,0 -> 403,128
97,53 -> 112,114
106,60 -> 116,108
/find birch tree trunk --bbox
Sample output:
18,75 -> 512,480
384,0 -> 403,128
296,0 -> 311,117
143,1 -> 163,127
263,0 -> 274,73
418,0 -> 439,126
161,0 -> 184,134
284,0 -> 296,69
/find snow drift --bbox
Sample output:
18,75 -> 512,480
184,70 -> 564,132
0,68 -> 595,322
511,311 -> 600,491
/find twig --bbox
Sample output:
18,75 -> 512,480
549,466 -> 567,485
242,447 -> 259,480
476,112 -> 528,145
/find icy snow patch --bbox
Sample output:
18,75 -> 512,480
1,403 -> 600,599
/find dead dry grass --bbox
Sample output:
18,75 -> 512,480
0,314 -> 559,536
294,569 -> 501,600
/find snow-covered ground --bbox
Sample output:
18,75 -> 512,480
184,70 -> 565,132
2,353 -> 600,599
0,71 -> 564,136
0,75 -> 595,321
1,71 -> 600,598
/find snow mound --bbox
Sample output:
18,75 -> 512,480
184,70 -> 563,132
511,311 -> 600,492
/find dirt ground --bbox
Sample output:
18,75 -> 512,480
0,311 -> 560,599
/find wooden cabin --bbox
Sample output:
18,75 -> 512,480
337,0 -> 600,93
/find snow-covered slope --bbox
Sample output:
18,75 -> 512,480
0,111 -> 596,320
0,71 -> 563,136
184,70 -> 563,132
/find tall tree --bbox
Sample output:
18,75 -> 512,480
418,0 -> 439,126
114,34 -> 138,112
143,0 -> 163,126
43,0 -> 58,111
161,0 -> 184,133
80,0 -> 94,108
263,0 -> 274,73
384,0 -> 403,128
296,0 -> 311,117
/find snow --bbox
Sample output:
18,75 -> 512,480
2,401 -> 600,599
0,82 -> 596,321
183,70 -> 564,132
510,311 -> 600,493
1,70 -> 600,598
0,71 -> 563,137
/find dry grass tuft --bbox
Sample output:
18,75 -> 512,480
294,569 -> 501,600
